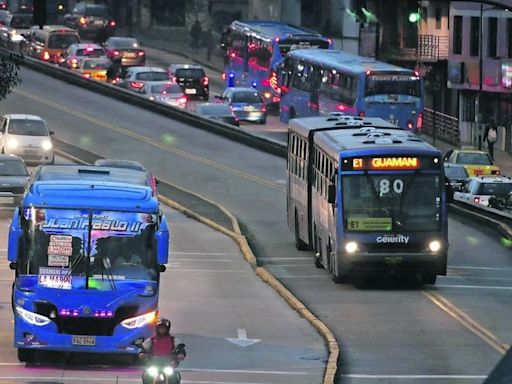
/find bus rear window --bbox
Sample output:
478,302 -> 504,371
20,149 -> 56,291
279,39 -> 330,56
365,75 -> 420,97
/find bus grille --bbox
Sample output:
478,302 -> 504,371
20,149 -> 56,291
56,317 -> 116,336
364,242 -> 425,253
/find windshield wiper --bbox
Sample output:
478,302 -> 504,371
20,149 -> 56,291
98,255 -> 117,290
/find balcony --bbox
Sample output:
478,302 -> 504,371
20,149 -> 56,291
378,34 -> 449,62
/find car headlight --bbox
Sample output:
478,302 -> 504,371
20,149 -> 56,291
15,305 -> 51,326
9,29 -> 16,36
41,140 -> 53,151
6,138 -> 18,149
163,366 -> 174,376
429,240 -> 442,253
345,241 -> 358,254
147,366 -> 158,377
120,310 -> 157,329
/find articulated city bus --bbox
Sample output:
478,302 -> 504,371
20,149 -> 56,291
287,115 -> 447,284
8,164 -> 169,361
221,20 -> 332,107
279,49 -> 424,132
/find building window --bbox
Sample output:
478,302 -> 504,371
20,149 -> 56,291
508,19 -> 512,58
453,16 -> 462,55
435,8 -> 442,30
488,17 -> 497,58
470,16 -> 480,57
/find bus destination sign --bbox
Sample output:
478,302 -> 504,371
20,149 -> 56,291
350,157 -> 421,170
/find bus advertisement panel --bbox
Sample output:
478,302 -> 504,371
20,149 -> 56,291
222,21 -> 331,107
279,49 -> 424,132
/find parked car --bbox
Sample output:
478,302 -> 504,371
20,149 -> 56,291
103,36 -> 145,67
454,176 -> 512,207
192,103 -> 239,126
117,66 -> 169,92
138,81 -> 187,109
444,148 -> 500,176
0,154 -> 29,212
0,114 -> 54,165
64,2 -> 115,40
59,42 -> 106,69
168,64 -> 209,101
0,13 -> 33,48
215,87 -> 267,124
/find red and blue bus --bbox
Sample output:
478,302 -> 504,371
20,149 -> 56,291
279,49 -> 425,132
221,20 -> 332,107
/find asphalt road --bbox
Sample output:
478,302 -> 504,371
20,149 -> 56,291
0,158 -> 325,383
1,67 -> 512,383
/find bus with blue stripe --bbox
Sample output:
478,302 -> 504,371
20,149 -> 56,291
279,49 -> 425,132
287,115 -> 447,284
221,20 -> 332,107
8,164 -> 169,362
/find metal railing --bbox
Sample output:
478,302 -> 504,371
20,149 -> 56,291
423,107 -> 460,146
380,34 -> 450,62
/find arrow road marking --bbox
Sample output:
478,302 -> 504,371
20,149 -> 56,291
226,328 -> 261,347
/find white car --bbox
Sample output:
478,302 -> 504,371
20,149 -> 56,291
138,81 -> 187,109
0,114 -> 54,165
454,176 -> 512,207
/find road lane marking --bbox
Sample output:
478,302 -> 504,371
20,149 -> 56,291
449,265 -> 512,271
423,290 -> 510,354
343,374 -> 487,380
437,284 -> 512,290
14,89 -> 286,193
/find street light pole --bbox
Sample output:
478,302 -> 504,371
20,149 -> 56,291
477,3 -> 483,150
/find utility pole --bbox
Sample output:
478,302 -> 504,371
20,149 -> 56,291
477,3 -> 483,150
33,0 -> 46,29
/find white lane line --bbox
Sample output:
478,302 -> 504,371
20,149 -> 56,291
449,265 -> 512,271
437,284 -> 512,290
444,276 -> 512,281
343,374 -> 486,380
273,275 -> 326,279
183,368 -> 313,375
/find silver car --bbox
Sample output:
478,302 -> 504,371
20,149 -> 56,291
0,114 -> 54,165
117,66 -> 169,92
138,81 -> 187,109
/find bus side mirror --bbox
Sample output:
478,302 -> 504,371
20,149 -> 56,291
8,208 -> 22,262
155,215 -> 169,266
327,184 -> 336,204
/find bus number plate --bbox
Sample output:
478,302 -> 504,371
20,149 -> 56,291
72,336 -> 96,346
384,256 -> 403,264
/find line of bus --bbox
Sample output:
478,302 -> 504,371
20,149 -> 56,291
278,49 -> 424,132
221,20 -> 332,107
287,114 -> 447,284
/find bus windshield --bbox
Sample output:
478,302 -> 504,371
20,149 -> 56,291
365,74 -> 420,98
18,208 -> 158,290
342,174 -> 441,232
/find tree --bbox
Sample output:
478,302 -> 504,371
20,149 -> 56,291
0,54 -> 22,102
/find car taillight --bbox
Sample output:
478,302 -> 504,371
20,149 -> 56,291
221,72 -> 226,80
272,96 -> 280,103
337,104 -> 348,112
109,20 -> 116,27
138,50 -> 145,57
202,76 -> 209,86
178,96 -> 187,104
71,58 -> 78,68
407,120 -> 414,130
270,71 -> 279,91
130,81 -> 144,89
113,50 -> 120,56
42,51 -> 50,61
83,72 -> 91,78
491,169 -> 501,175
416,112 -> 423,132
308,101 -> 319,111
261,105 -> 267,112
474,197 -> 480,204
358,111 -> 365,117
79,17 -> 86,25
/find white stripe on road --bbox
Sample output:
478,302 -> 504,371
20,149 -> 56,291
437,284 -> 512,290
449,265 -> 512,271
344,374 -> 487,380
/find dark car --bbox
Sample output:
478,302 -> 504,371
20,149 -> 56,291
0,10 -> 9,26
168,64 -> 209,101
215,87 -> 267,124
0,154 -> 29,212
103,37 -> 145,67
193,103 -> 239,126
64,2 -> 115,40
444,163 -> 469,194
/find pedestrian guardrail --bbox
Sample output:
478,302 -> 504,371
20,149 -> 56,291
423,107 -> 460,146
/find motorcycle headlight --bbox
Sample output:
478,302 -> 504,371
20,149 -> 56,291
41,140 -> 53,151
120,310 -> 157,329
163,366 -> 174,376
147,366 -> 158,377
15,305 -> 51,326
6,138 -> 18,149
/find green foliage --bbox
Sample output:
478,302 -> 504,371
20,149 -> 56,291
0,53 -> 22,102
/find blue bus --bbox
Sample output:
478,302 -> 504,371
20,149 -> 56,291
221,20 -> 332,107
287,115 -> 447,284
8,164 -> 169,361
279,49 -> 425,132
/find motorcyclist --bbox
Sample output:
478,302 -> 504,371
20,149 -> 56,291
140,318 -> 185,383
106,56 -> 124,84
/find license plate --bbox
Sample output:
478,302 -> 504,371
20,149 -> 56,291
0,197 -> 14,204
384,256 -> 403,264
125,53 -> 136,58
244,106 -> 255,112
23,149 -> 37,155
72,335 -> 96,346
185,88 -> 197,94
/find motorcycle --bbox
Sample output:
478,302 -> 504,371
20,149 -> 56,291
141,343 -> 186,384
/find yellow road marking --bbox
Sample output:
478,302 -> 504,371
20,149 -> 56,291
424,290 -> 510,355
14,89 -> 286,193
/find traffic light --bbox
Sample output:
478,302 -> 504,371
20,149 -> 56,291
408,10 -> 420,23
33,0 -> 47,29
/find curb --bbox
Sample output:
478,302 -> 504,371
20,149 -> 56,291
449,203 -> 512,240
55,144 -> 339,384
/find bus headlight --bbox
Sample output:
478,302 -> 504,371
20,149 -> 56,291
41,140 -> 53,151
163,366 -> 174,375
147,366 -> 159,377
7,138 -> 18,149
15,306 -> 51,326
120,310 -> 157,329
429,240 -> 442,253
345,241 -> 358,254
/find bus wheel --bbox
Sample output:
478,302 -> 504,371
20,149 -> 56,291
289,108 -> 297,119
314,233 -> 323,268
422,273 -> 437,285
294,213 -> 309,251
17,348 -> 35,363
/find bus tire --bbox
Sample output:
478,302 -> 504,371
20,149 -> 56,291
313,230 -> 323,268
422,273 -> 437,285
289,108 -> 297,120
17,348 -> 35,363
294,212 -> 309,251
